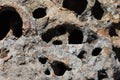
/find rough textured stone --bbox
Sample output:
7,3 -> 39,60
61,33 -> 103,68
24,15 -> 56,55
0,0 -> 120,80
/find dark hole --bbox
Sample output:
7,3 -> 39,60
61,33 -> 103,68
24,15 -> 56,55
53,40 -> 62,45
44,69 -> 50,75
57,26 -> 66,34
68,77 -> 73,80
91,0 -> 104,20
87,78 -> 95,80
68,29 -> 83,44
41,28 -> 65,43
98,69 -> 108,80
108,27 -> 118,37
107,22 -> 120,36
32,8 -> 46,19
63,0 -> 88,15
112,46 -> 120,62
92,47 -> 102,56
41,31 -> 54,43
41,25 -> 67,43
86,34 -> 98,43
51,61 -> 72,76
77,50 -> 86,59
41,24 -> 81,43
0,6 -> 23,40
117,5 -> 120,9
38,56 -> 48,64
113,70 -> 120,80
111,22 -> 120,30
86,30 -> 98,43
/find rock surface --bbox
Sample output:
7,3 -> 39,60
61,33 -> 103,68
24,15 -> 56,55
0,0 -> 120,80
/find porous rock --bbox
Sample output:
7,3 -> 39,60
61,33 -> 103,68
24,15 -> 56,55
0,0 -> 120,80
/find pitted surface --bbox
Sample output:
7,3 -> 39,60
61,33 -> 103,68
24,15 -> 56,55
0,0 -> 120,80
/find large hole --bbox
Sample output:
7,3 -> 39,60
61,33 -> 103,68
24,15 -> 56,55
57,26 -> 66,34
32,8 -> 46,19
0,6 -> 23,40
112,46 -> 120,62
68,29 -> 83,44
41,25 -> 67,43
62,0 -> 88,15
51,61 -> 72,76
41,29 -> 57,43
92,47 -> 102,56
98,69 -> 108,80
41,23 -> 83,44
91,0 -> 104,20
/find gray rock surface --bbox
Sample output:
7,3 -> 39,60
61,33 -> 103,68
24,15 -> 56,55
0,0 -> 120,80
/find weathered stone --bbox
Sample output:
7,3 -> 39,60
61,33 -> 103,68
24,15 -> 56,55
0,0 -> 120,80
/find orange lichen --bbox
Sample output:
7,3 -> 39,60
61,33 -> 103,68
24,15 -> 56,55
97,29 -> 109,37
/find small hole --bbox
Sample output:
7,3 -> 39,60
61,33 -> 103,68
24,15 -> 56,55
108,22 -> 120,37
44,69 -> 50,75
51,61 -> 71,76
91,0 -> 104,20
87,78 -> 95,80
62,0 -> 88,15
32,8 -> 46,19
111,22 -> 120,30
77,50 -> 87,59
86,30 -> 98,43
68,29 -> 83,44
41,32 -> 53,43
117,5 -> 120,9
92,47 -> 102,56
108,27 -> 118,37
86,34 -> 97,43
0,6 -> 23,40
98,69 -> 108,80
53,40 -> 62,45
112,46 -> 120,62
38,56 -> 48,64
